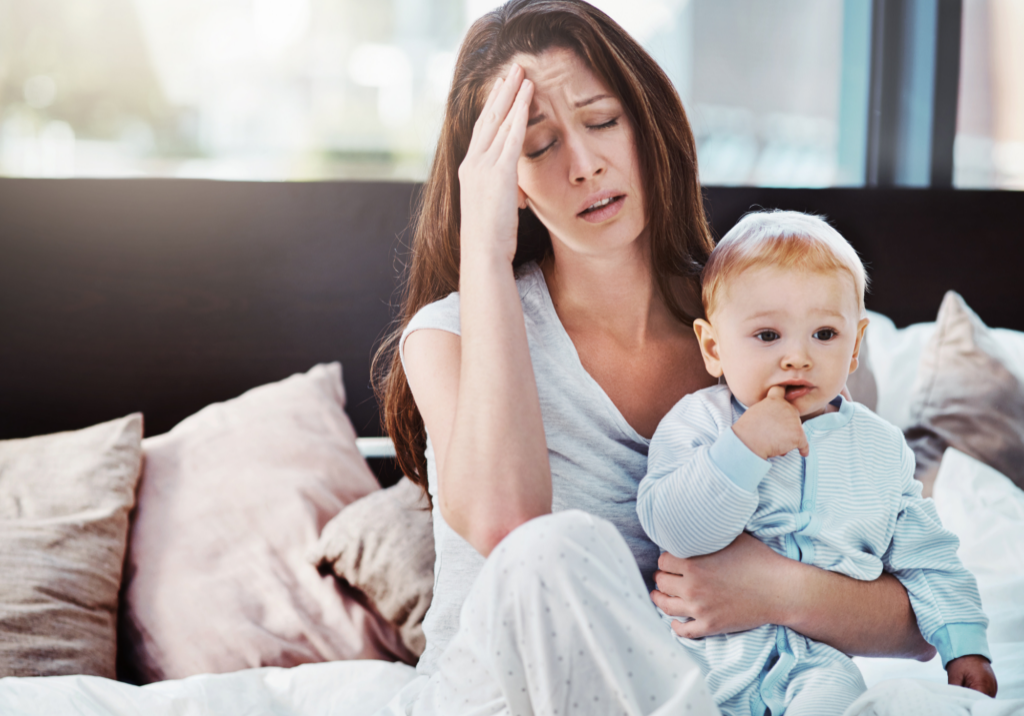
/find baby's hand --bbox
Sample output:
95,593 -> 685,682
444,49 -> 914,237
731,386 -> 809,460
947,654 -> 997,697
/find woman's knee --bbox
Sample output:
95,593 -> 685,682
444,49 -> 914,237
485,509 -> 636,590
492,509 -> 608,562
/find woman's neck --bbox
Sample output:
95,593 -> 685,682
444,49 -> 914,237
540,239 -> 679,348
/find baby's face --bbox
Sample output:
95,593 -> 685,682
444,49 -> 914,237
699,266 -> 868,420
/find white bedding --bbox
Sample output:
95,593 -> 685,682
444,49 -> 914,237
0,660 -> 420,716
2,314 -> 1023,716
852,448 -> 1024,707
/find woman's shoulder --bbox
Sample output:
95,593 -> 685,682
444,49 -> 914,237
406,291 -> 462,338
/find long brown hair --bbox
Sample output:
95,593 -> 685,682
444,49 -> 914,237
373,0 -> 713,491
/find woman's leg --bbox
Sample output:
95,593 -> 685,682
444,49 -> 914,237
413,510 -> 720,716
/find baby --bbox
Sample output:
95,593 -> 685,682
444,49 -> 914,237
637,211 -> 995,716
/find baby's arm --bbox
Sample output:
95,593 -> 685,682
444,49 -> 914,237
882,441 -> 997,696
637,391 -> 770,558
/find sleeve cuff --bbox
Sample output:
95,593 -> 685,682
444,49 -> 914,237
931,623 -> 992,667
708,428 -> 772,493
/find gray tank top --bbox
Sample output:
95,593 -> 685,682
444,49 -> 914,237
400,261 -> 658,675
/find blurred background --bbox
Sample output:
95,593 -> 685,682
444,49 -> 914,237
0,0 -> 1020,188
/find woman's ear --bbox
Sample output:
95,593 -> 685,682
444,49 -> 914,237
849,316 -> 870,373
693,319 -> 723,378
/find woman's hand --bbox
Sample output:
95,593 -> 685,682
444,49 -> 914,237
457,63 -> 534,267
652,533 -> 936,659
652,533 -> 789,639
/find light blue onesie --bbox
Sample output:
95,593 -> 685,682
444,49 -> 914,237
637,384 -> 991,716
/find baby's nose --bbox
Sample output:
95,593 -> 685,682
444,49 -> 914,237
782,352 -> 812,369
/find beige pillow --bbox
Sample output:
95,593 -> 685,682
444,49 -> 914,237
119,363 -> 414,683
0,414 -> 143,678
905,291 -> 1024,496
312,477 -> 434,657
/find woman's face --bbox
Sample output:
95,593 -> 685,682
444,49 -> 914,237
514,48 -> 647,258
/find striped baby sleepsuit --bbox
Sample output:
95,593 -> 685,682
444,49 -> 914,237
637,384 -> 990,716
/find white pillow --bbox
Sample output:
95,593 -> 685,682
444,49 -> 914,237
865,310 -> 1024,430
862,311 -> 934,428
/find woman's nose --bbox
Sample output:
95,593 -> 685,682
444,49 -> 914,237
567,135 -> 604,184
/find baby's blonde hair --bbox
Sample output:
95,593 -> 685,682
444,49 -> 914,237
702,210 -> 868,319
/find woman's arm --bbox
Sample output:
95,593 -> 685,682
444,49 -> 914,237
404,65 -> 549,557
651,533 -> 936,660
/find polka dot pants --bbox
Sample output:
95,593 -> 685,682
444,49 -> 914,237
403,510 -> 721,716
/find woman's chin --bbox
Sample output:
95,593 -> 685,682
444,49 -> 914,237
546,224 -> 649,261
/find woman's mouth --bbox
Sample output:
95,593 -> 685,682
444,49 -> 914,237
578,195 -> 624,222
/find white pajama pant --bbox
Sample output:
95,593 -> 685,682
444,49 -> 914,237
377,510 -> 721,716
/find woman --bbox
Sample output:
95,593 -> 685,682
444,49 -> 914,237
375,0 -> 935,712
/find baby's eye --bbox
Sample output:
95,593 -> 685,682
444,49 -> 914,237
813,328 -> 837,341
755,330 -> 780,342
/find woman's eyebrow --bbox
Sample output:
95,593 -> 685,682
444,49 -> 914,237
575,93 -> 612,108
527,94 -> 614,127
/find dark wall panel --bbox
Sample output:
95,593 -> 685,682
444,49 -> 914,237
2,180 -> 1022,473
0,178 -> 417,448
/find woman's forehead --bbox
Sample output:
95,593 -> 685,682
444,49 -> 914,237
510,48 -> 613,106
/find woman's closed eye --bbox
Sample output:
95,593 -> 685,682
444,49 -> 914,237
589,117 -> 619,131
524,117 -> 621,159
526,140 -> 555,160
813,328 -> 838,341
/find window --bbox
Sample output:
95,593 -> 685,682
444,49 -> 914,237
1,0 -> 1019,189
685,0 -> 853,187
955,0 -> 1024,189
0,0 -> 465,180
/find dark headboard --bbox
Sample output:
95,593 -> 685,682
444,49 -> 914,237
0,179 -> 417,448
2,179 -> 1022,460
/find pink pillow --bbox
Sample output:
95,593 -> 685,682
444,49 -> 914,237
119,363 -> 413,683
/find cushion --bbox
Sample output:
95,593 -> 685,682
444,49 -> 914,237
904,292 -> 1024,496
862,310 -> 936,428
866,308 -> 1024,429
119,363 -> 413,683
0,414 -> 143,678
311,477 -> 435,658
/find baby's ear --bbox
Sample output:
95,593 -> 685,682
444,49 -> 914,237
849,316 -> 870,373
693,319 -> 723,378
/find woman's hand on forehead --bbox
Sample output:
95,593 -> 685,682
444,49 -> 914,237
458,63 -> 534,266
